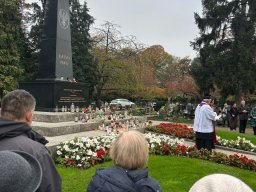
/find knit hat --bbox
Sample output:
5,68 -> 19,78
189,174 -> 253,192
0,150 -> 42,192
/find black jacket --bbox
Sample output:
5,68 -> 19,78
238,105 -> 249,120
0,118 -> 61,192
87,165 -> 162,192
229,107 -> 238,119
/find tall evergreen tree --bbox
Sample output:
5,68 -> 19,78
22,1 -> 45,80
70,0 -> 97,98
0,0 -> 23,99
18,1 -> 36,81
192,0 -> 256,102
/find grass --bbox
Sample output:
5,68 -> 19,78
216,129 -> 256,145
57,155 -> 256,192
148,116 -> 194,124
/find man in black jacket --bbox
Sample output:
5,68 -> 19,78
0,89 -> 61,192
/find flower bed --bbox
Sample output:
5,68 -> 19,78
55,133 -> 256,171
146,123 -> 195,139
217,136 -> 256,153
146,123 -> 256,153
55,134 -> 115,169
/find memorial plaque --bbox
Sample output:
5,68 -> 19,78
20,81 -> 89,111
19,0 -> 90,111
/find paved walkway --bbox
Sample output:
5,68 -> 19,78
45,130 -> 107,147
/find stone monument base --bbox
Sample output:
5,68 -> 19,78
19,80 -> 90,111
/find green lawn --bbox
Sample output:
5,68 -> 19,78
148,116 -> 194,124
216,130 -> 256,145
57,155 -> 256,192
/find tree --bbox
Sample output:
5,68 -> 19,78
18,1 -> 37,81
0,0 -> 23,98
20,1 -> 45,80
192,0 -> 256,103
139,45 -> 173,88
91,21 -> 144,100
70,0 -> 96,97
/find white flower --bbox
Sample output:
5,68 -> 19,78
63,144 -> 70,151
86,143 -> 90,148
56,150 -> 62,155
79,143 -> 83,148
76,155 -> 80,160
87,150 -> 93,156
81,137 -> 87,142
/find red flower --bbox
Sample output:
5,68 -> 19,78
65,157 -> 76,166
96,150 -> 106,158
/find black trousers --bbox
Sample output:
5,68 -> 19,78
239,120 -> 247,133
253,127 -> 256,135
196,132 -> 215,150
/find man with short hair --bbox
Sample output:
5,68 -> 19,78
0,89 -> 61,192
193,95 -> 217,150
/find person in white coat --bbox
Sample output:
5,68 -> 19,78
193,96 -> 217,150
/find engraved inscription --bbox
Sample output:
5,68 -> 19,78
58,89 -> 86,103
58,54 -> 71,66
58,9 -> 69,29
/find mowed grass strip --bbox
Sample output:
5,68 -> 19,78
57,155 -> 256,192
216,130 -> 256,145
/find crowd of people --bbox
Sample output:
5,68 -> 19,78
193,95 -> 256,151
0,89 -> 254,191
218,100 -> 256,135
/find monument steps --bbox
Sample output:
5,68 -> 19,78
32,111 -> 146,137
32,121 -> 100,137
32,111 -> 147,154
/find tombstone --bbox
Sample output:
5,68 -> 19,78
19,0 -> 89,111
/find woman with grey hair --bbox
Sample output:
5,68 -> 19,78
87,130 -> 162,192
189,174 -> 253,192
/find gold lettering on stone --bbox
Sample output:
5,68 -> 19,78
58,53 -> 71,66
58,89 -> 85,103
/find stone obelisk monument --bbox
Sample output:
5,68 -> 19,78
38,0 -> 73,80
20,0 -> 89,111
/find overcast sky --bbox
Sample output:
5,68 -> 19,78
85,0 -> 202,58
26,0 -> 203,59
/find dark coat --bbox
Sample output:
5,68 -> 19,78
229,106 -> 238,119
87,165 -> 162,192
238,105 -> 249,120
0,118 -> 61,192
249,108 -> 256,127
